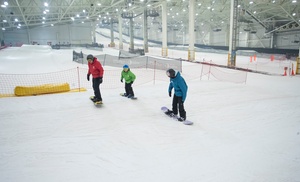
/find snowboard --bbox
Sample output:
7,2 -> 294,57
120,93 -> 137,100
161,106 -> 193,125
90,96 -> 103,106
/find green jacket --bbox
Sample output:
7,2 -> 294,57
121,69 -> 136,83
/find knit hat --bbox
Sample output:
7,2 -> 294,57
166,68 -> 176,78
123,64 -> 129,69
87,54 -> 94,60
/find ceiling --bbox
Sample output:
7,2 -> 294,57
1,0 -> 300,34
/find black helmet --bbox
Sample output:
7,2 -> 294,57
166,68 -> 176,78
87,54 -> 94,60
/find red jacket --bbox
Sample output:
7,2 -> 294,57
87,57 -> 104,78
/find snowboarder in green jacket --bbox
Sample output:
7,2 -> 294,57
120,64 -> 136,98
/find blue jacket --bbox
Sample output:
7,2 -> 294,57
168,71 -> 188,102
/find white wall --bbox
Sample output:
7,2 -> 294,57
5,20 -> 298,49
2,22 -> 93,46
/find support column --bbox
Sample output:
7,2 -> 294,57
129,18 -> 134,50
27,29 -> 31,45
297,48 -> 300,74
118,14 -> 123,50
110,19 -> 115,47
228,0 -> 238,67
188,0 -> 195,61
92,21 -> 96,43
161,0 -> 168,57
225,24 -> 229,46
270,33 -> 275,48
143,8 -> 149,53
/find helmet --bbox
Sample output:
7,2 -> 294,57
166,68 -> 176,78
123,64 -> 129,69
87,54 -> 94,60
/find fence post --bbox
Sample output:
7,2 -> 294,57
103,54 -> 107,66
146,56 -> 148,69
200,64 -> 204,80
77,67 -> 81,92
208,61 -> 212,80
153,61 -> 156,85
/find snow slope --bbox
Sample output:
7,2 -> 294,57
0,45 -> 300,182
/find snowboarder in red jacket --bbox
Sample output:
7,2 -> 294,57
87,54 -> 104,104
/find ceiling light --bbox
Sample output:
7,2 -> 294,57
4,2 -> 8,5
292,0 -> 297,3
3,20 -> 7,22
1,5 -> 6,8
83,10 -> 86,13
71,17 -> 74,20
51,24 -> 53,26
44,2 -> 48,7
293,13 -> 296,16
15,18 -> 18,22
2,28 -> 5,30
97,3 -> 101,6
18,24 -> 21,26
77,14 -> 79,17
43,17 -> 45,20
42,21 -> 45,24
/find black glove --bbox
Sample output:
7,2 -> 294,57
87,74 -> 90,81
169,91 -> 172,97
99,77 -> 103,84
121,79 -> 123,83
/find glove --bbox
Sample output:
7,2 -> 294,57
121,79 -> 123,83
169,91 -> 172,97
99,77 -> 103,84
87,74 -> 90,81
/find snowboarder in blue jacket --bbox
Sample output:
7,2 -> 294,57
166,68 -> 188,121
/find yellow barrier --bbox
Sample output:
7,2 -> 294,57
296,57 -> 300,74
14,83 -> 71,96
